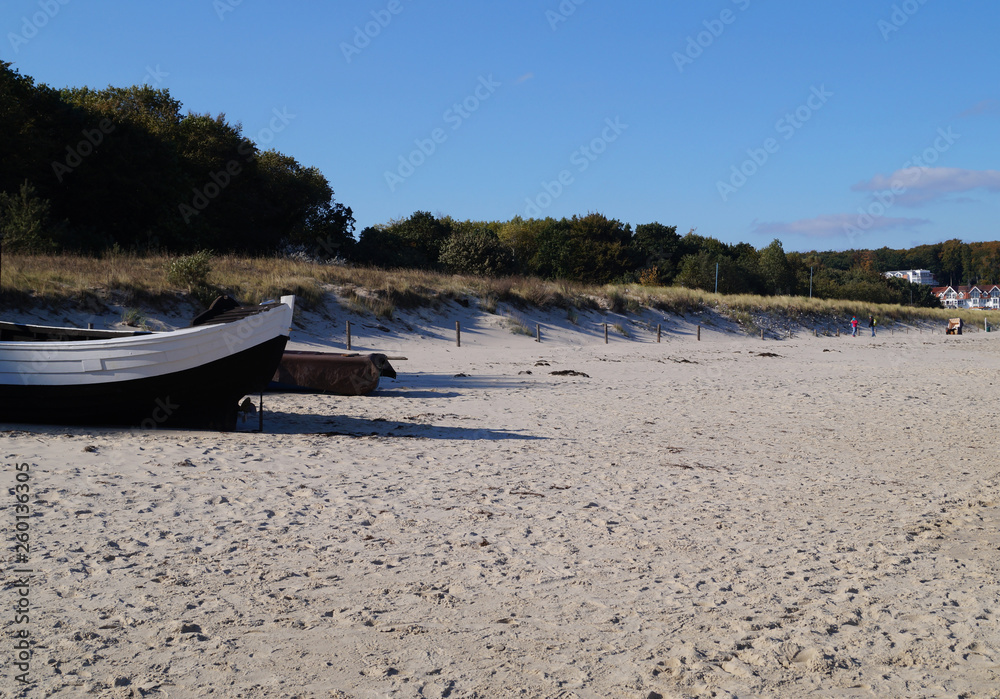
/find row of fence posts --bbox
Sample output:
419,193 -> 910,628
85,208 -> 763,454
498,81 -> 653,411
341,320 -> 935,348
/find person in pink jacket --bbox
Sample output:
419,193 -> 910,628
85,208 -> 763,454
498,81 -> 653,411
850,316 -> 859,337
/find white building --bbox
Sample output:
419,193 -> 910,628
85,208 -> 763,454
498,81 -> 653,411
932,284 -> 1000,309
884,269 -> 938,285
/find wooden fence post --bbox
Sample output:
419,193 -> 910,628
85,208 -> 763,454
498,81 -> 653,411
697,325 -> 701,341
536,324 -> 541,342
657,324 -> 661,343
604,323 -> 608,344
456,321 -> 461,347
346,321 -> 351,350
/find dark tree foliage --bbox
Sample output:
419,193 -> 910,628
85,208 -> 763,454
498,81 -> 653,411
0,62 -> 353,254
497,217 -> 551,275
0,180 -> 66,252
632,222 -> 682,284
675,251 -> 754,294
438,227 -> 515,276
354,211 -> 452,269
353,226 -> 411,268
533,213 -> 634,284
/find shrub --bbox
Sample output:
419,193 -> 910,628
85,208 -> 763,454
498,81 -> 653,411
121,307 -> 149,329
505,311 -> 535,336
607,289 -> 627,314
166,250 -> 212,289
0,181 -> 64,253
479,294 -> 499,314
638,267 -> 661,286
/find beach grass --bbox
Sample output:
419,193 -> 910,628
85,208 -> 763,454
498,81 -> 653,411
3,252 -> 1000,329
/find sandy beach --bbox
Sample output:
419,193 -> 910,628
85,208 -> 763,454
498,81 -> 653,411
3,302 -> 1000,698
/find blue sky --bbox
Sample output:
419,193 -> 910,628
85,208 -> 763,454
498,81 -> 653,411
4,0 -> 998,252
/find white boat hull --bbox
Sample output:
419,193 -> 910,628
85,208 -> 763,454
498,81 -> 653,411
0,296 -> 294,430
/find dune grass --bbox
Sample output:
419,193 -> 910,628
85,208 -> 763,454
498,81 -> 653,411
3,252 -> 999,330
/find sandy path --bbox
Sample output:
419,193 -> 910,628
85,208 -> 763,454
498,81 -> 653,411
3,326 -> 1000,697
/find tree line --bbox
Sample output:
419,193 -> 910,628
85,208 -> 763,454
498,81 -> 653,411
0,61 -> 354,254
342,211 -> 941,307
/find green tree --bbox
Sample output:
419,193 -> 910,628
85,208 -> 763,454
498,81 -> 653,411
354,226 -> 410,268
632,222 -> 681,284
498,217 -> 553,275
62,84 -> 184,136
367,211 -> 452,269
0,62 -> 71,199
0,181 -> 64,252
674,251 -> 755,294
533,213 -> 633,284
905,244 -> 941,277
2,63 -> 353,254
938,239 -> 965,286
304,200 -> 356,260
439,228 -> 515,276
678,229 -> 730,259
757,239 -> 795,295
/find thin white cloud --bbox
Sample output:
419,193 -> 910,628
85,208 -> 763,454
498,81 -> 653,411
515,72 -> 534,84
851,167 -> 1000,207
754,213 -> 928,238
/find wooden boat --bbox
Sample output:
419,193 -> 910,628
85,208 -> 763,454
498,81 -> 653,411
0,295 -> 294,430
270,350 -> 396,396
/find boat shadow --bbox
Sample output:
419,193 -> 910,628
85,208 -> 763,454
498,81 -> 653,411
256,411 -> 544,440
373,372 -> 539,399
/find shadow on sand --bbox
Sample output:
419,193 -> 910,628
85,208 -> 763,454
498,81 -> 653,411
256,373 -> 544,438
258,411 -> 543,440
355,372 -> 542,400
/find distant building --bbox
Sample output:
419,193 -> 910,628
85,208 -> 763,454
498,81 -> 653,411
884,269 -> 938,285
932,284 -> 1000,309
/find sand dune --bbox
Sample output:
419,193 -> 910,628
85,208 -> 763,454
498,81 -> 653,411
3,303 -> 999,697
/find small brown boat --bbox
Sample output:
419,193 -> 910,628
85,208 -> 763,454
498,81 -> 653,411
270,350 -> 397,395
